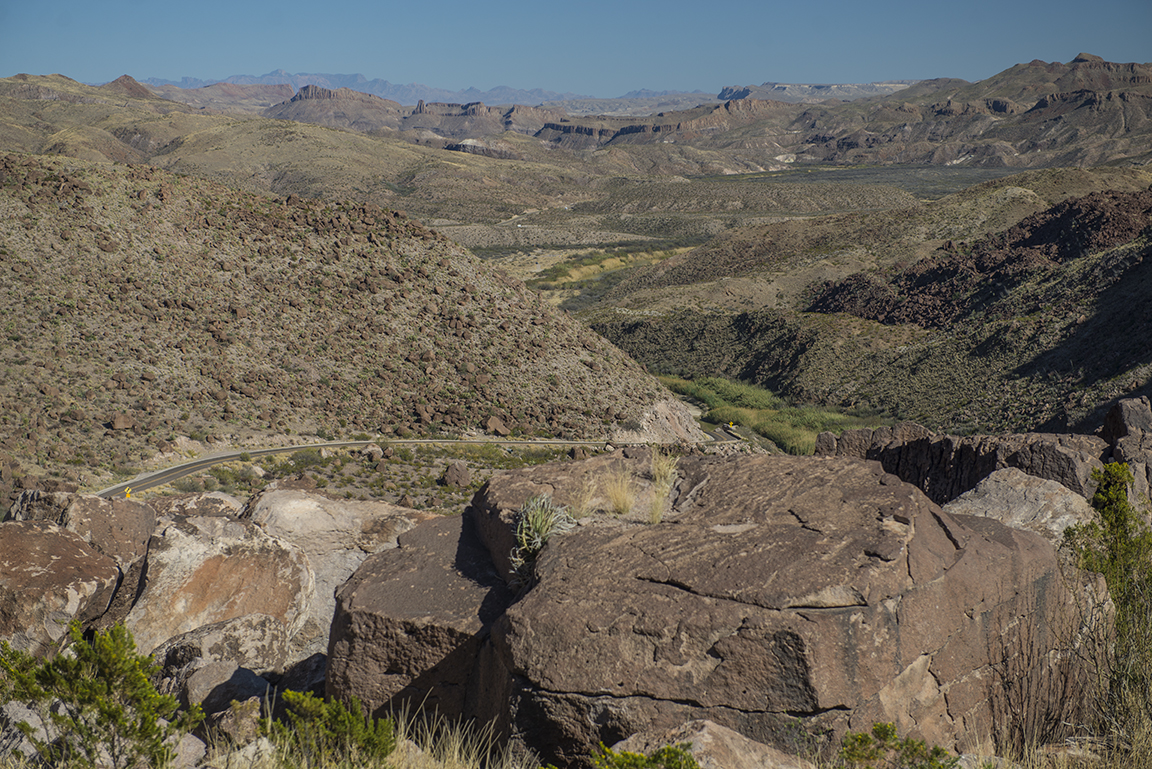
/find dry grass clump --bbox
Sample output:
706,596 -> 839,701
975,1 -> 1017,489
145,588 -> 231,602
569,477 -> 601,519
604,464 -> 636,516
647,448 -> 680,524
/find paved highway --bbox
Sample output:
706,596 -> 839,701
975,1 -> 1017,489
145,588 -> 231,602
95,437 -> 621,499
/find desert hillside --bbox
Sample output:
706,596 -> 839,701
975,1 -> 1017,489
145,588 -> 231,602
590,166 -> 1152,434
0,153 -> 682,498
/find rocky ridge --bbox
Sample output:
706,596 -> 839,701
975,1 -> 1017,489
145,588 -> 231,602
591,168 -> 1152,435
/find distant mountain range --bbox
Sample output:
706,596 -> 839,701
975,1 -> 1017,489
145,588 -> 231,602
140,70 -> 598,106
138,70 -> 915,107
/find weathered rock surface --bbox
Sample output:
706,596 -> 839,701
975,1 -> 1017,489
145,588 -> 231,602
942,467 -> 1095,544
470,447 -> 669,580
0,521 -> 120,654
183,661 -> 271,715
7,493 -> 156,569
474,454 -> 1071,765
245,490 -> 430,657
816,423 -> 1108,503
326,514 -> 512,721
124,515 -> 314,655
613,719 -> 815,769
153,613 -> 290,680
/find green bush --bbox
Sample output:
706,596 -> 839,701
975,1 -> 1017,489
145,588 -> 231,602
0,621 -> 203,769
262,690 -> 395,767
659,375 -> 889,455
1064,461 -> 1152,751
837,723 -> 957,769
587,742 -> 700,769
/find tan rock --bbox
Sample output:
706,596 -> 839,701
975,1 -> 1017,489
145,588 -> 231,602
614,720 -> 815,769
124,515 -> 315,655
246,490 -> 430,657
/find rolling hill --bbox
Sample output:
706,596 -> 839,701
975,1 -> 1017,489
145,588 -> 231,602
0,152 -> 694,500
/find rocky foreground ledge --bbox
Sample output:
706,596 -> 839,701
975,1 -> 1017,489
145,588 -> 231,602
5,402 -> 1148,766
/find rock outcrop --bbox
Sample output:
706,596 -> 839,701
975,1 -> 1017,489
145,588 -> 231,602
815,423 -> 1107,504
942,467 -> 1095,545
244,490 -> 430,657
123,515 -> 315,656
329,452 -> 1076,766
0,521 -> 120,654
326,514 -> 512,720
817,397 -> 1152,508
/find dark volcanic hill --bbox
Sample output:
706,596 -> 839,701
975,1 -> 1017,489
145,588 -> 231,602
0,153 -> 695,498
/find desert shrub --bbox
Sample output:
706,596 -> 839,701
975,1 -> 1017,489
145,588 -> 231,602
509,495 -> 575,586
837,723 -> 957,769
587,742 -> 700,769
261,690 -> 395,767
0,621 -> 203,769
1063,461 -> 1152,756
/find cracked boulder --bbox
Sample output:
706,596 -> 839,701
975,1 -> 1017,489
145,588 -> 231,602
124,515 -> 315,656
478,454 -> 1072,766
326,513 -> 512,722
245,490 -> 432,658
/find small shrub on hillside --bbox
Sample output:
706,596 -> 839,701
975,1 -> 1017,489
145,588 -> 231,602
0,621 -> 203,769
837,723 -> 957,769
586,742 -> 700,769
261,690 -> 395,767
1063,461 -> 1152,755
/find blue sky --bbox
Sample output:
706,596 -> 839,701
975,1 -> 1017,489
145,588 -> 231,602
2,0 -> 1149,97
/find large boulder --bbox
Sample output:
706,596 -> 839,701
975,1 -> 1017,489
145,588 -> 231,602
326,514 -> 512,721
123,515 -> 315,655
942,467 -> 1096,545
7,494 -> 157,569
0,521 -> 120,654
245,490 -> 431,657
474,454 -> 1072,765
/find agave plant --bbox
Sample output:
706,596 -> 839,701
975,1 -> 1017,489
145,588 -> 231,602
509,494 -> 575,588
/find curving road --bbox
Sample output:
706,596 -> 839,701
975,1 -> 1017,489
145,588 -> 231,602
95,437 -> 617,499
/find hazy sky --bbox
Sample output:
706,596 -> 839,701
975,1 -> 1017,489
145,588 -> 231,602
2,0 -> 1149,97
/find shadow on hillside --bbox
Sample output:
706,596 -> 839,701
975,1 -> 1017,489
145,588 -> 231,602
1012,241 -> 1152,430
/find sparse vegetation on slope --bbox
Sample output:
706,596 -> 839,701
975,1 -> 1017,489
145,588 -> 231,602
0,153 -> 672,498
592,168 -> 1152,434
